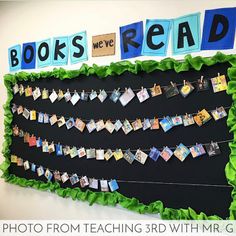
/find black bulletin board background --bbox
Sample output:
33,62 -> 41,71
9,62 -> 233,218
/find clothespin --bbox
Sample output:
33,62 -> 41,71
200,76 -> 204,83
218,73 -> 220,77
183,80 -> 186,86
170,81 -> 175,87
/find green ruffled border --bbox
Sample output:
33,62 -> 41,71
1,51 -> 236,220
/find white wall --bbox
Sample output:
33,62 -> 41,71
0,0 -> 235,219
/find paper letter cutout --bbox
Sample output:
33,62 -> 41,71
92,33 -> 116,57
120,21 -> 143,59
142,19 -> 171,56
201,7 -> 236,50
52,36 -> 68,66
172,13 -> 200,55
8,45 -> 21,72
21,42 -> 36,69
69,31 -> 88,64
36,39 -> 51,68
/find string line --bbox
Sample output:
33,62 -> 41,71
13,155 -> 232,189
15,74 -> 226,94
116,180 -> 232,188
12,103 -> 231,123
13,126 -> 233,152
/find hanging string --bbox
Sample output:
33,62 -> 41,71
13,126 -> 233,153
16,74 -> 227,95
116,180 -> 232,188
129,139 -> 233,152
14,156 -> 232,189
12,103 -> 231,123
15,157 -> 94,178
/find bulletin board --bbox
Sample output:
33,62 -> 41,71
1,52 -> 236,220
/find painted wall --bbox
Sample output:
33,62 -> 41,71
0,0 -> 235,219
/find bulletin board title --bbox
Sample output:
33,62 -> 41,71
8,7 -> 236,72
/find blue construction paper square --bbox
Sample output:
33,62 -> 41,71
69,31 -> 88,64
8,44 -> 21,72
52,36 -> 69,66
120,21 -> 143,59
21,42 -> 36,69
142,19 -> 172,56
36,39 -> 51,68
172,13 -> 200,55
201,7 -> 236,50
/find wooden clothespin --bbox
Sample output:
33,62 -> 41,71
200,76 -> 204,83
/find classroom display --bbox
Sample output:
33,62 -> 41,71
1,52 -> 236,220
